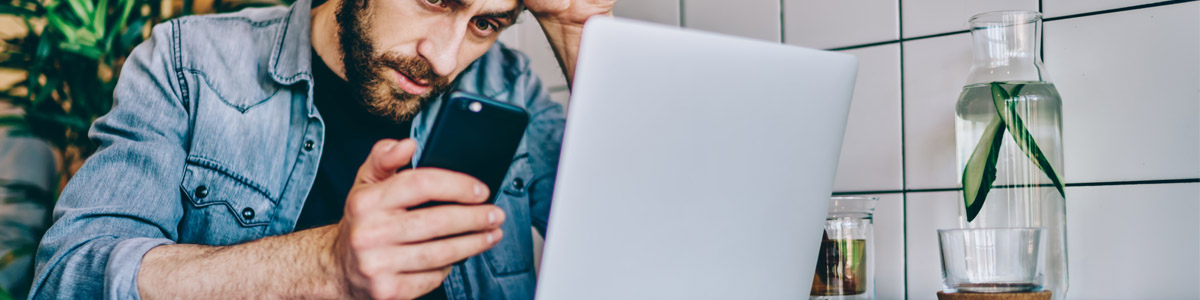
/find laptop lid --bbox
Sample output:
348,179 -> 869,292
535,17 -> 859,299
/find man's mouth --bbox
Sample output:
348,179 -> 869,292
392,68 -> 432,95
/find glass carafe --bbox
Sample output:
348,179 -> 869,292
811,196 -> 877,300
953,11 -> 1068,299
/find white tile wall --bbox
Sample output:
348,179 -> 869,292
499,1 -> 1200,298
1045,3 -> 1200,183
548,88 -> 570,106
613,0 -> 681,26
834,45 -> 904,192
904,191 -> 962,300
497,24 -> 521,51
898,185 -> 1200,300
783,0 -> 899,49
1042,0 -> 1161,17
901,0 -> 1037,38
1064,183 -> 1200,300
870,194 -> 908,300
901,33 -> 973,190
507,12 -> 570,90
533,227 -> 544,274
681,0 -> 781,42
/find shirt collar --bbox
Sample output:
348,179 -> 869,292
267,0 -> 314,86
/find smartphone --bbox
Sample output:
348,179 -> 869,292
413,91 -> 530,207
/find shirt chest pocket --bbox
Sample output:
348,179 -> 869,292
483,154 -> 536,276
178,161 -> 276,245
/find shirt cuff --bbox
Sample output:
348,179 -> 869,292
105,237 -> 175,300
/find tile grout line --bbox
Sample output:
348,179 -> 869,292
896,0 -> 908,297
1043,0 -> 1195,21
833,178 -> 1200,196
824,0 -> 1197,52
678,0 -> 686,27
1040,0 -> 1046,67
778,0 -> 785,43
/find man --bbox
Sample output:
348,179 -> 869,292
28,0 -> 612,298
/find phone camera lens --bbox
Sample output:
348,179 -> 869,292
468,101 -> 483,113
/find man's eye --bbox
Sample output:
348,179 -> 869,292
426,0 -> 444,6
473,18 -> 495,32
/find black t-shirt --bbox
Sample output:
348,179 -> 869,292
295,51 -> 413,230
299,50 -> 447,300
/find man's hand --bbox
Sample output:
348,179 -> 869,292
525,0 -> 614,28
332,138 -> 505,299
523,0 -> 614,85
137,139 -> 505,300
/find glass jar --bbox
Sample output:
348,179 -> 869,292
953,10 -> 1068,299
811,196 -> 877,300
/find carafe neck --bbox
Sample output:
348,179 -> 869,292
966,11 -> 1050,85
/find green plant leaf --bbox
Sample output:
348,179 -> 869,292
0,4 -> 38,17
114,0 -> 135,41
45,11 -> 78,43
114,15 -> 148,53
962,116 -> 1006,222
58,41 -> 101,59
25,34 -> 56,99
80,0 -> 95,18
63,0 -> 92,26
92,0 -> 109,37
992,83 -> 1067,199
32,76 -> 62,107
0,115 -> 29,129
0,285 -> 13,300
28,110 -> 89,130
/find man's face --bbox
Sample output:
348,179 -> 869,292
337,0 -> 521,121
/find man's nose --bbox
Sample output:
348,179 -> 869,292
418,20 -> 469,77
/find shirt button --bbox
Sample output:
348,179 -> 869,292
241,207 -> 256,220
511,178 -> 525,191
194,185 -> 208,198
303,140 -> 315,151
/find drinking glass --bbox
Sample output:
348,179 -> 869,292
938,228 -> 1046,293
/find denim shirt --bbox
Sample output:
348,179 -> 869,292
28,0 -> 564,298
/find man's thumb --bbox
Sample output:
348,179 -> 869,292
355,139 -> 417,185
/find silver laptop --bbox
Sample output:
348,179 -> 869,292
534,17 -> 858,299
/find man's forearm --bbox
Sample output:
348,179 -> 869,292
536,20 -> 586,87
138,225 -> 343,299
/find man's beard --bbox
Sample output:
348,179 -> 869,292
336,0 -> 453,122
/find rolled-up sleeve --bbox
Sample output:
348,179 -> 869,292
29,20 -> 189,300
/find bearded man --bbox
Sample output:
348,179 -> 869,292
29,0 -> 612,298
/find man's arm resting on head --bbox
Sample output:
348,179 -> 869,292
525,0 -> 614,86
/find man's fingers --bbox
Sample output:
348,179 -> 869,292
355,139 -> 417,185
361,228 -> 503,272
356,205 -> 505,246
393,267 -> 454,298
380,168 -> 490,208
363,268 -> 451,300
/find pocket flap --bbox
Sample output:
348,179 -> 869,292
181,162 -> 274,227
